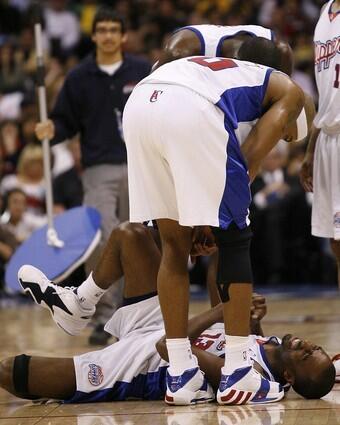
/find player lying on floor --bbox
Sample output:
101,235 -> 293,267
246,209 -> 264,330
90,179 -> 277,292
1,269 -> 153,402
0,223 -> 336,404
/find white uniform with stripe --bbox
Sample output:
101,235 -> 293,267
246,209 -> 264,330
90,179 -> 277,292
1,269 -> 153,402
68,296 -> 283,403
175,24 -> 274,57
312,0 -> 340,239
123,57 -> 273,229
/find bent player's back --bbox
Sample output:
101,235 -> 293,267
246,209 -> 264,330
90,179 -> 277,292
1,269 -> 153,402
140,56 -> 273,135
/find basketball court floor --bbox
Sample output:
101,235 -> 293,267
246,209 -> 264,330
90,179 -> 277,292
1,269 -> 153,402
1,295 -> 340,425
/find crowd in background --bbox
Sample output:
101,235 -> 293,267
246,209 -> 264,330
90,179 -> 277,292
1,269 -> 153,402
0,0 -> 337,289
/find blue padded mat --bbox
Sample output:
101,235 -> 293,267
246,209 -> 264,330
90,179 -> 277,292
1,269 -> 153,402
6,206 -> 101,291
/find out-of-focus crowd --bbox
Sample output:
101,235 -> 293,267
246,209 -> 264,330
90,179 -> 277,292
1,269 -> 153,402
0,0 -> 336,289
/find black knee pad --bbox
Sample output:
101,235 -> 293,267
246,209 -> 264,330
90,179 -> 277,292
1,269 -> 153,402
212,223 -> 253,302
13,354 -> 39,400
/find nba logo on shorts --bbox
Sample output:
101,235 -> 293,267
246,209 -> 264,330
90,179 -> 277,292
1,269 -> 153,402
150,90 -> 163,102
334,212 -> 340,228
88,363 -> 104,386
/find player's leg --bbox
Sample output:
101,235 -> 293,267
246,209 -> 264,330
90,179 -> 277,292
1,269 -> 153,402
157,218 -> 214,405
212,225 -> 283,405
0,355 -> 75,400
18,222 -> 161,335
94,222 -> 161,299
312,132 -> 340,288
156,219 -> 192,338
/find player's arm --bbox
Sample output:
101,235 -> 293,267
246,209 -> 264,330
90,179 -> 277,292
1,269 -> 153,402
0,356 -> 75,400
242,71 -> 305,181
153,29 -> 200,70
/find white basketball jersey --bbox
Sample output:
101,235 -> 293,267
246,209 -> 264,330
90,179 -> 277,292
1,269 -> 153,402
141,56 -> 272,145
314,0 -> 340,133
177,25 -> 274,56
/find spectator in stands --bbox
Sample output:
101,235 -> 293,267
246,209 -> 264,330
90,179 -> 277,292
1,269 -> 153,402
0,144 -> 45,217
0,120 -> 22,176
0,188 -> 46,242
44,0 -> 80,59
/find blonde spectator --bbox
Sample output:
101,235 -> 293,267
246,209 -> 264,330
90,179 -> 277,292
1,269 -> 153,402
0,144 -> 46,216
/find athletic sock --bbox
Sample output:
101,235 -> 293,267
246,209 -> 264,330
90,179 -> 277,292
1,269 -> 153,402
166,338 -> 198,376
223,335 -> 250,375
75,272 -> 107,310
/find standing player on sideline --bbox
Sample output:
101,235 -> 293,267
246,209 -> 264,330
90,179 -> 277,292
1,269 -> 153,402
122,39 -> 307,406
155,24 -> 294,76
300,0 -> 340,286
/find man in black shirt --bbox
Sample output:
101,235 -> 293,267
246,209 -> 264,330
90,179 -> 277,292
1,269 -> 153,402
35,7 -> 151,344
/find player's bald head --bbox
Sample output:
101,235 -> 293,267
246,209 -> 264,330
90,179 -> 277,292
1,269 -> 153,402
237,37 -> 287,74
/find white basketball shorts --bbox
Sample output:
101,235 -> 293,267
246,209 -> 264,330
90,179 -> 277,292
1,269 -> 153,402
122,83 -> 251,229
68,296 -> 167,403
312,131 -> 340,240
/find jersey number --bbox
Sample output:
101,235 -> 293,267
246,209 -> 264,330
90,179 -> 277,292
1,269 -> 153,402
188,57 -> 238,71
334,64 -> 340,89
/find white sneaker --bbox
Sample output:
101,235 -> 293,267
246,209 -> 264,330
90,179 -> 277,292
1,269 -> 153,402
18,265 -> 95,336
217,365 -> 284,405
165,367 -> 215,405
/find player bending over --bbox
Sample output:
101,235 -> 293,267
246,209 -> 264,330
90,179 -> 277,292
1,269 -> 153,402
1,223 -> 336,403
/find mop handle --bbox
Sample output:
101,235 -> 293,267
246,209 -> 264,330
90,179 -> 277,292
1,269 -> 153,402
34,23 -> 64,248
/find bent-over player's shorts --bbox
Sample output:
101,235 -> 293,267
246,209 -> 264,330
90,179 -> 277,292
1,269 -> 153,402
123,82 -> 251,229
312,130 -> 340,240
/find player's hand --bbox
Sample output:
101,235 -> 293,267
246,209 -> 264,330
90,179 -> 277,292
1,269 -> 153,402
300,156 -> 313,192
35,119 -> 55,141
251,293 -> 267,321
190,226 -> 217,257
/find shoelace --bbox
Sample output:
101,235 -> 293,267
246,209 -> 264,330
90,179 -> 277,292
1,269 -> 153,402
51,284 -> 77,296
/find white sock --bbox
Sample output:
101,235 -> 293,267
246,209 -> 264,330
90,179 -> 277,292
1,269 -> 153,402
166,338 -> 198,375
76,272 -> 107,310
223,335 -> 250,375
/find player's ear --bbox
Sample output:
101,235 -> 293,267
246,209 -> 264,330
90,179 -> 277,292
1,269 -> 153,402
283,369 -> 295,385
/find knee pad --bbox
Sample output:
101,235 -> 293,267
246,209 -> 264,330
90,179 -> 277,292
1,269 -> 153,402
13,354 -> 39,400
212,224 -> 253,302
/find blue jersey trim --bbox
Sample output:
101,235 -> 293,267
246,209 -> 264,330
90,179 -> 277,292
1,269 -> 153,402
215,70 -> 272,229
216,122 -> 250,229
174,26 -> 205,55
259,343 -> 273,378
65,366 -> 168,403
